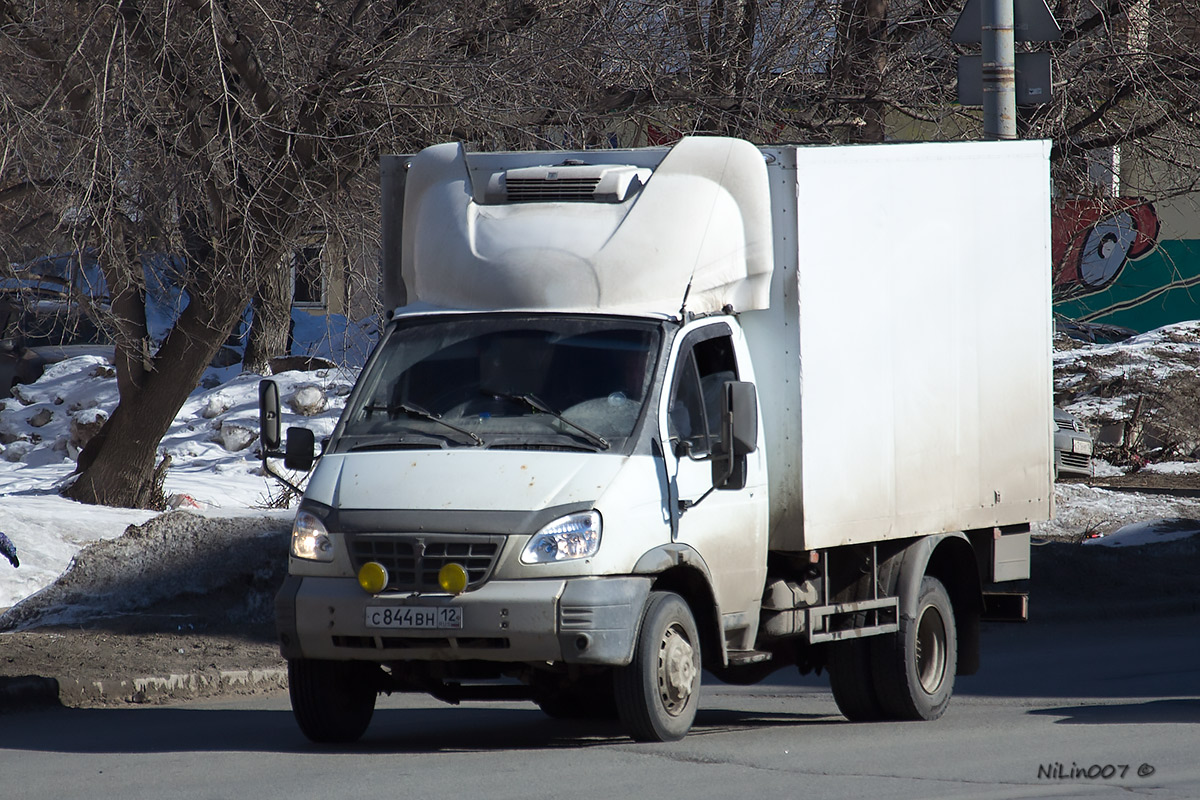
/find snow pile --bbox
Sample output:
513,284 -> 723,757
0,496 -> 162,611
1056,321 -> 1200,471
0,311 -> 374,610
0,358 -> 357,504
0,511 -> 291,632
0,357 -> 357,611
1033,483 -> 1200,542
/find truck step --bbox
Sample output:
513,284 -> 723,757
727,649 -> 773,666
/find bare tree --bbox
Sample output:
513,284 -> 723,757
0,0 -> 536,507
3,0 -> 1200,508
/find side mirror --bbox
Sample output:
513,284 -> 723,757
258,379 -> 315,494
259,379 -> 282,453
712,381 -> 758,490
284,427 -> 316,472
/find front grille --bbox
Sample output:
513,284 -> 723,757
348,533 -> 505,592
504,177 -> 600,202
1060,452 -> 1092,470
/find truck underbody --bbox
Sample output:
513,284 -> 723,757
274,525 -> 1030,742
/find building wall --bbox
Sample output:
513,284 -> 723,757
1051,145 -> 1200,333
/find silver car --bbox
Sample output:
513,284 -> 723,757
1054,409 -> 1094,479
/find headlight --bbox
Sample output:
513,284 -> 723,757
291,510 -> 334,562
521,511 -> 602,564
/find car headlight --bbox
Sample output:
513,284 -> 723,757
291,509 -> 334,562
521,511 -> 602,564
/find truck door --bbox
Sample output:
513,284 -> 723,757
663,323 -> 768,645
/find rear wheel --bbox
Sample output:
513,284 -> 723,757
288,659 -> 379,744
872,576 -> 957,720
613,592 -> 701,742
828,634 -> 886,722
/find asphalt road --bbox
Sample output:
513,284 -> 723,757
1,614 -> 1197,800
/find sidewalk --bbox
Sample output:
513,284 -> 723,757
0,625 -> 287,712
0,666 -> 288,711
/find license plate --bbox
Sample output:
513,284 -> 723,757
1073,439 -> 1093,455
365,605 -> 463,629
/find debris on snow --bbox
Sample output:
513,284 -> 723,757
286,384 -> 327,416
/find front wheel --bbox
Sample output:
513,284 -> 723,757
613,591 -> 702,742
872,576 -> 957,721
288,659 -> 379,744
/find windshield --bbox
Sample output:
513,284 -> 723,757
336,315 -> 661,452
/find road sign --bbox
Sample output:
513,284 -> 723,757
952,0 -> 1061,43
957,52 -> 1052,106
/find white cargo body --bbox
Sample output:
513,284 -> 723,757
268,135 -> 1054,746
743,141 -> 1054,552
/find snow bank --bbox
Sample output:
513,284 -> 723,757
0,511 -> 291,632
1034,483 -> 1200,542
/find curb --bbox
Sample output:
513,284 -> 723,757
0,667 -> 288,713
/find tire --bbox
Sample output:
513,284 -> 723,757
828,634 -> 887,722
872,576 -> 957,721
613,592 -> 702,742
288,659 -> 379,744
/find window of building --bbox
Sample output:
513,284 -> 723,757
292,244 -> 325,308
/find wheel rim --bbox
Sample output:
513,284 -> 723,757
656,622 -> 696,716
915,605 -> 947,694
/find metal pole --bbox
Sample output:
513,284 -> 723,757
982,0 -> 1017,140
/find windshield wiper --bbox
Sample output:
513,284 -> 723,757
363,401 -> 484,447
493,391 -> 610,451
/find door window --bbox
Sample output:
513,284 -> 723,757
668,332 -> 738,455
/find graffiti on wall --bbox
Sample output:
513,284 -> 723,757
1052,196 -> 1200,332
1052,198 -> 1160,301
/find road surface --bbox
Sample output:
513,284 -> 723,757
1,614 -> 1196,799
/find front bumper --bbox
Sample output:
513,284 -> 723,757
276,574 -> 651,666
1054,433 -> 1093,478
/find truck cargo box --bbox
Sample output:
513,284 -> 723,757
742,141 -> 1054,551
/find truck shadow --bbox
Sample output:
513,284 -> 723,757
1028,698 -> 1200,725
0,703 -> 836,755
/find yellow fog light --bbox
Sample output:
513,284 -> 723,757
438,562 -> 469,595
358,561 -> 389,595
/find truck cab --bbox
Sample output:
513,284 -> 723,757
272,308 -> 768,741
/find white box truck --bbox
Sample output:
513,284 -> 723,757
260,136 -> 1053,743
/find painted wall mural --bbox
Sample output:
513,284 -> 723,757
1052,198 -> 1200,333
1053,199 -> 1160,300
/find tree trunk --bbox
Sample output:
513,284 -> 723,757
64,290 -> 248,508
243,253 -> 293,375
102,221 -> 151,400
